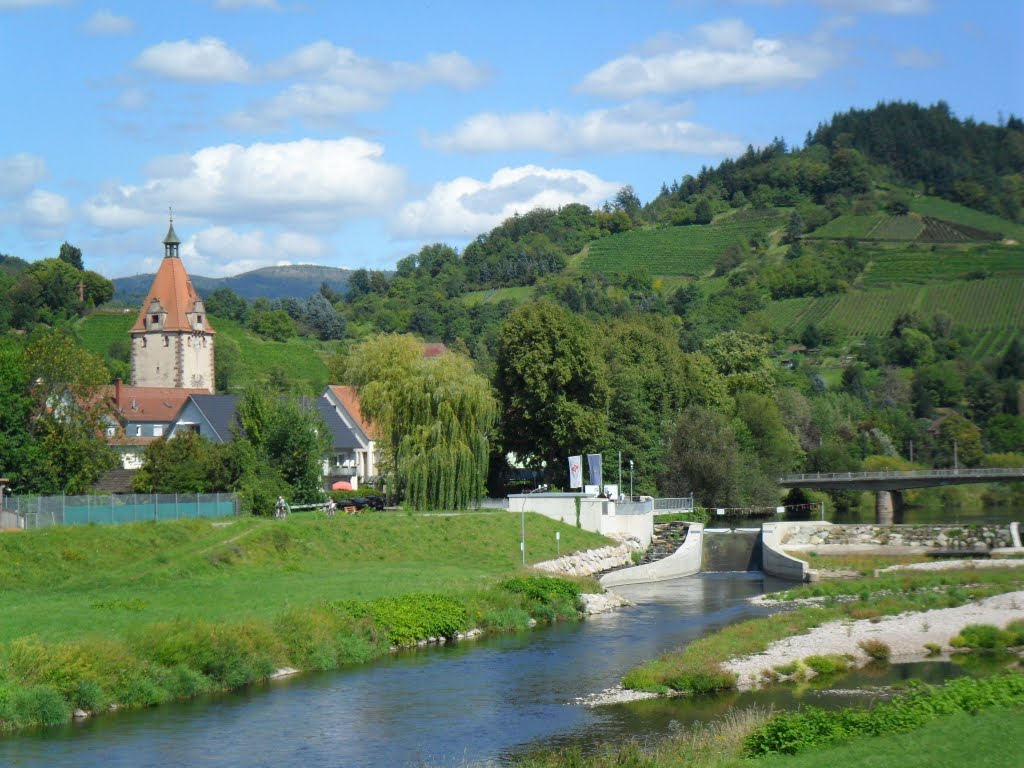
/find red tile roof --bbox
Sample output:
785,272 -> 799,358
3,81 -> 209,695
130,255 -> 215,334
328,385 -> 379,439
101,382 -> 206,422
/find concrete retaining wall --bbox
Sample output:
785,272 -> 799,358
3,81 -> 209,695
781,523 -> 1014,551
507,493 -> 654,547
761,521 -> 815,582
599,523 -> 705,587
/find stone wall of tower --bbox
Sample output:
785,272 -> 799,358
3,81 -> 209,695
131,331 -> 215,392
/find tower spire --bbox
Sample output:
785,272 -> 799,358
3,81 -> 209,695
163,206 -> 180,258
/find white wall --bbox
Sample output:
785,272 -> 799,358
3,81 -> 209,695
761,521 -> 819,582
600,523 -> 704,587
507,493 -> 654,547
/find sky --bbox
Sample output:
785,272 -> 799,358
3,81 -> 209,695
1,1 -> 1022,280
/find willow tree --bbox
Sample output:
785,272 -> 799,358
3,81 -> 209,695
344,334 -> 496,510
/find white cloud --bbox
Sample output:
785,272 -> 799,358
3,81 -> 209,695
230,42 -> 486,127
84,137 -> 405,230
116,86 -> 147,110
0,153 -> 47,196
134,37 -> 252,82
579,18 -> 836,97
394,165 -> 620,239
179,226 -> 324,277
893,47 -> 940,69
428,102 -> 744,156
20,189 -> 71,236
85,9 -> 134,35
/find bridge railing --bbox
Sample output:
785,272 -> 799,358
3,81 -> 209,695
780,467 -> 1023,483
653,496 -> 694,511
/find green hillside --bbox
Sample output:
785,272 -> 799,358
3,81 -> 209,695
861,244 -> 1024,286
759,276 -> 1024,342
75,312 -> 332,393
582,209 -> 786,276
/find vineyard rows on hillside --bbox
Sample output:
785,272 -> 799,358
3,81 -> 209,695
762,277 -> 1024,338
862,245 -> 1024,286
910,196 -> 1024,241
584,210 -> 785,276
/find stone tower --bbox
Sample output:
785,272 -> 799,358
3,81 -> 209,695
130,218 -> 215,392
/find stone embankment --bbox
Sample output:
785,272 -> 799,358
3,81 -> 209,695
782,523 -> 1014,551
532,541 -> 641,577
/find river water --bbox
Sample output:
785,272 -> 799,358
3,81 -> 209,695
0,571 -> 999,768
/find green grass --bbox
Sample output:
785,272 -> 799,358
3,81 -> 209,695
862,244 -> 1024,286
910,196 -> 1024,242
807,212 -> 887,239
785,551 -> 931,574
583,210 -> 785,277
460,285 -> 535,306
75,312 -> 333,393
761,276 -> 1024,338
0,513 -> 610,645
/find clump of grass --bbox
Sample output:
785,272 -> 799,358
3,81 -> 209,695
804,654 -> 850,676
950,623 -> 1018,651
858,638 -> 892,661
924,642 -> 943,656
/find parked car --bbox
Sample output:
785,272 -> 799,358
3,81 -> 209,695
345,495 -> 385,512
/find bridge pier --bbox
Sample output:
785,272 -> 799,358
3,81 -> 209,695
892,490 -> 904,524
876,491 -> 894,525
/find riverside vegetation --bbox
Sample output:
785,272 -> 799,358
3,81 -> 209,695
0,512 -> 607,732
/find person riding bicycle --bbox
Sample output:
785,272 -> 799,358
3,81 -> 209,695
325,497 -> 337,516
275,496 -> 288,518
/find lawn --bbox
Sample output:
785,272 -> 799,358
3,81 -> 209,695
0,512 -> 610,645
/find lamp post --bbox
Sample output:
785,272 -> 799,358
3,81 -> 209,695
629,460 -> 634,501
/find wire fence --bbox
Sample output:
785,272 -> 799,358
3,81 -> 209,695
2,493 -> 240,530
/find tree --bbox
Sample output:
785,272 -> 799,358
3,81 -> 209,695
933,412 -> 983,468
0,338 -> 35,489
235,387 -> 331,503
21,330 -> 117,494
660,405 -> 742,507
343,335 -> 496,509
702,331 -> 776,395
495,302 -> 609,481
132,431 -> 240,493
58,241 -> 84,271
205,288 -> 248,323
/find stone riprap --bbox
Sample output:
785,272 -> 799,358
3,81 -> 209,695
781,523 -> 1013,551
532,541 -> 641,577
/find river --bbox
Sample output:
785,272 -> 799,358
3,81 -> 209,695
0,571 -> 1001,767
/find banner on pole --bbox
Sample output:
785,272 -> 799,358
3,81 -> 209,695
568,456 -> 583,489
587,453 -> 603,489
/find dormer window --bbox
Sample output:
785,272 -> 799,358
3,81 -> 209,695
151,314 -> 159,324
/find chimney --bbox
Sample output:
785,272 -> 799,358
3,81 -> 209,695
116,378 -> 123,404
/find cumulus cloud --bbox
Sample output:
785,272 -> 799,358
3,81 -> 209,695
134,37 -> 252,82
85,9 -> 134,35
20,189 -> 71,236
0,153 -> 47,197
394,165 -> 620,239
179,226 -> 324,277
428,102 -> 744,156
579,18 -> 836,97
229,42 -> 486,127
83,137 -> 405,230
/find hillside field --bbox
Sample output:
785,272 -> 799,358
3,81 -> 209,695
582,209 -> 786,276
76,312 -> 332,393
759,276 -> 1024,345
861,244 -> 1024,286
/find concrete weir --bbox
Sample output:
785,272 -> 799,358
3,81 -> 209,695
600,523 -> 705,587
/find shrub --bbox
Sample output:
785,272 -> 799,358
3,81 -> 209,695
950,623 -> 1017,650
6,685 -> 69,728
858,638 -> 891,661
1006,619 -> 1024,646
328,594 -> 467,647
804,654 -> 850,676
500,576 -> 581,606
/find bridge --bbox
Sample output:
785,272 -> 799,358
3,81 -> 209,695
778,468 -> 1024,524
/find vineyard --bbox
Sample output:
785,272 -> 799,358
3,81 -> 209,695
583,210 -> 785,276
806,213 -> 886,239
807,211 -> 1004,243
910,196 -> 1024,241
861,244 -> 1024,286
761,277 -> 1024,339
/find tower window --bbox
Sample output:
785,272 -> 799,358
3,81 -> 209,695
163,336 -> 170,347
151,315 -> 159,324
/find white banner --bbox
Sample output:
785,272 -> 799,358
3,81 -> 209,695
568,455 -> 583,489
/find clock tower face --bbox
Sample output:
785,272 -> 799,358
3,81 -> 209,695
190,373 -> 205,388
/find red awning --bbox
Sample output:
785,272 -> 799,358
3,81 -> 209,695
331,480 -> 353,490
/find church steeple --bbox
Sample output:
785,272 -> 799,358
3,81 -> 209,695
163,207 -> 180,258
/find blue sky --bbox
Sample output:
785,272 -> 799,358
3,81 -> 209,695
1,0 -> 1021,279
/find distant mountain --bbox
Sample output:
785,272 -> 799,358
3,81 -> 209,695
113,264 -> 354,303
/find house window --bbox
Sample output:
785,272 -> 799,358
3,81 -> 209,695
135,426 -> 142,437
153,425 -> 163,437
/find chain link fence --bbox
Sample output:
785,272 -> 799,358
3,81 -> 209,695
2,493 -> 240,530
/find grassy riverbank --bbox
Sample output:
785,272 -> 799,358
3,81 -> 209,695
0,512 -> 609,731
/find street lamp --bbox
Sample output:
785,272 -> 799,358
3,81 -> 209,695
629,460 -> 634,500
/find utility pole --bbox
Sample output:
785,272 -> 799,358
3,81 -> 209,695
908,439 -> 913,463
953,440 -> 958,472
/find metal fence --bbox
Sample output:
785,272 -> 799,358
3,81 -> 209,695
653,496 -> 695,512
3,493 -> 240,530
